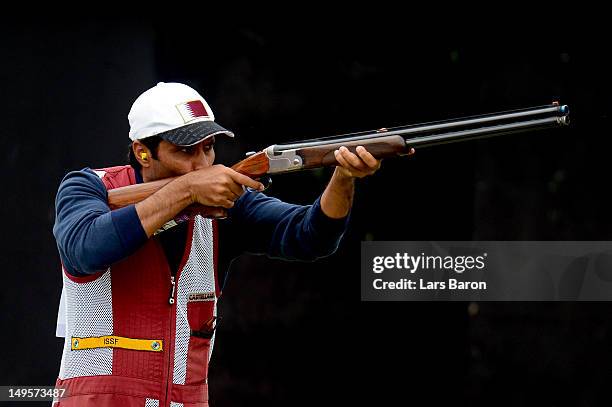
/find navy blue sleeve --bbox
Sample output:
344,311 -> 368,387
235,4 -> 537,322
53,168 -> 147,276
226,191 -> 350,261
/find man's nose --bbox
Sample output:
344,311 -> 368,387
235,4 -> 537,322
192,149 -> 212,171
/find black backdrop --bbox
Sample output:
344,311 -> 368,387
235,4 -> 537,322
1,17 -> 611,406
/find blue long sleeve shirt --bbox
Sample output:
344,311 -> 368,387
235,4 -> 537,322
53,168 -> 350,283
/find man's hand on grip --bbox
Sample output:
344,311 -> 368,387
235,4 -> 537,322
183,165 -> 265,209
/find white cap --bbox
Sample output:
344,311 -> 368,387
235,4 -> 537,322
128,82 -> 234,146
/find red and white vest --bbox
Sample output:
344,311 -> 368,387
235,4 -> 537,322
54,165 -> 219,407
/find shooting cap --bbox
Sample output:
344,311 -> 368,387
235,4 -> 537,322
128,82 -> 234,146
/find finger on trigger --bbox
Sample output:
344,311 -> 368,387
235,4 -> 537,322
232,171 -> 265,191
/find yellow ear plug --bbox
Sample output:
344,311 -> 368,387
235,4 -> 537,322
140,152 -> 148,160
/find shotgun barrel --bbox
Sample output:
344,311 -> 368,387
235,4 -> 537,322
108,102 -> 570,211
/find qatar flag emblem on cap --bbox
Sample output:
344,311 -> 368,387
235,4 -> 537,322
176,100 -> 209,123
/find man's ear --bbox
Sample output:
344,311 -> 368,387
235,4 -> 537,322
132,141 -> 152,168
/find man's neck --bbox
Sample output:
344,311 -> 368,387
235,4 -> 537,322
133,167 -> 144,184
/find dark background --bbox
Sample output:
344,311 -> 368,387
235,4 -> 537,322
1,16 -> 611,406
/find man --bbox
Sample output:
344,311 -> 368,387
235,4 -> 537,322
52,82 -> 382,406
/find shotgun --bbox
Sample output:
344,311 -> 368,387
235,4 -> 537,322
108,102 -> 569,215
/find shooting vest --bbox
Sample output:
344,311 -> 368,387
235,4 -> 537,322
54,165 -> 219,407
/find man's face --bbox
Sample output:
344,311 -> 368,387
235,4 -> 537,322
147,136 -> 216,180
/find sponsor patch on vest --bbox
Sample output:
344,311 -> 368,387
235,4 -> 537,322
188,292 -> 215,302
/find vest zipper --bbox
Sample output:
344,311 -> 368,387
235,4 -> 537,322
165,275 -> 176,407
168,276 -> 176,305
161,217 -> 194,407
